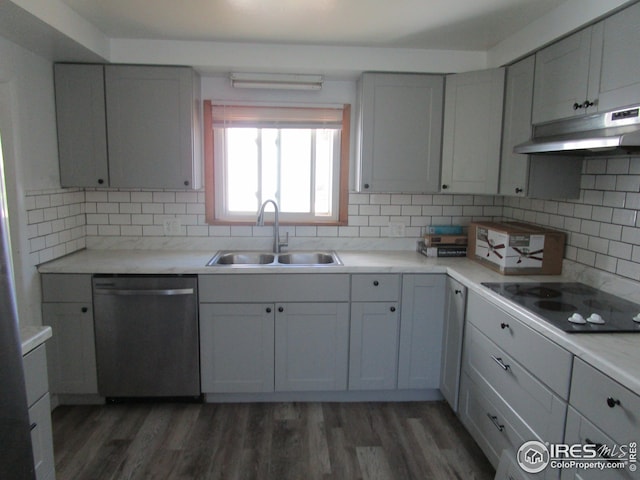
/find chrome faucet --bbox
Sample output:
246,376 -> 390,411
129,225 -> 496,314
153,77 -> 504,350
256,199 -> 288,253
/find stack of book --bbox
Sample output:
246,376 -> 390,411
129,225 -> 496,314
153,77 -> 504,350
418,225 -> 468,258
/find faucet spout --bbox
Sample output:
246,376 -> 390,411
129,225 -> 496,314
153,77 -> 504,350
257,200 -> 288,253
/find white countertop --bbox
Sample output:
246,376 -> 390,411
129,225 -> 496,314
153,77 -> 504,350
38,249 -> 640,396
20,325 -> 52,356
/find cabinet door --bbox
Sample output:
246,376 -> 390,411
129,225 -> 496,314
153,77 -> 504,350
439,277 -> 466,411
54,64 -> 109,187
500,56 -> 534,197
441,68 -> 505,194
275,303 -> 349,391
29,393 -> 55,480
358,73 -> 444,193
200,303 -> 274,393
42,303 -> 98,394
398,274 -> 446,389
349,302 -> 400,390
532,28 -> 594,124
596,2 -> 640,113
105,65 -> 197,189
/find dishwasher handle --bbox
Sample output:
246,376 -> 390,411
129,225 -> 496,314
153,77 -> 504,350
94,288 -> 195,296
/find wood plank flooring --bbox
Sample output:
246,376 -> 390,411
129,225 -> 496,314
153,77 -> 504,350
52,401 -> 495,480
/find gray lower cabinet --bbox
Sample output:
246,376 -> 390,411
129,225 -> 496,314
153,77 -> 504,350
349,302 -> 400,390
275,302 -> 349,391
199,303 -> 275,393
54,63 -> 201,189
439,276 -> 466,411
41,274 -> 98,396
198,274 -> 351,395
460,291 -> 571,475
23,345 -> 55,480
398,274 -> 446,390
349,274 -> 401,390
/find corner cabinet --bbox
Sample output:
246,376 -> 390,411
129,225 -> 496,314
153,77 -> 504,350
439,277 -> 466,412
441,68 -> 505,194
356,73 -> 444,193
500,56 -> 582,199
54,63 -> 202,189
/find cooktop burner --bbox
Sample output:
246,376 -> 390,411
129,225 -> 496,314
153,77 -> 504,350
482,282 -> 640,333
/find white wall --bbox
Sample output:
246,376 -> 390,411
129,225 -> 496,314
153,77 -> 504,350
0,35 -> 60,326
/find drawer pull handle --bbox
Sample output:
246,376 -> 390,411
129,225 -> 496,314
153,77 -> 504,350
606,397 -> 621,408
500,322 -> 510,330
491,355 -> 511,371
30,422 -> 37,431
487,413 -> 504,432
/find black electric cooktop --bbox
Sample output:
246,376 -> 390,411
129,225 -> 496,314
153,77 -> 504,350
482,282 -> 640,333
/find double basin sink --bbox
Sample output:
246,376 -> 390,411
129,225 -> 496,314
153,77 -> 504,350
207,251 -> 342,267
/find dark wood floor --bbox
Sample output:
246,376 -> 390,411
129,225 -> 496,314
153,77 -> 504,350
52,401 -> 495,480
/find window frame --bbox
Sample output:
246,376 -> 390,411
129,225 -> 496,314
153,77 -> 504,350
204,100 -> 350,226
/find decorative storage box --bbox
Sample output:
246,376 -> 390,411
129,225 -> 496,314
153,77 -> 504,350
467,221 -> 565,275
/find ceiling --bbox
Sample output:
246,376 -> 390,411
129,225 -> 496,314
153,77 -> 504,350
58,0 -> 567,50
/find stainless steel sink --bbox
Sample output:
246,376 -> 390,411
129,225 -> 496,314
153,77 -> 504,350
207,252 -> 276,266
277,252 -> 337,265
206,251 -> 342,267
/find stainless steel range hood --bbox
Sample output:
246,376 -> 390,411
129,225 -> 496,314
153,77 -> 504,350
514,105 -> 640,156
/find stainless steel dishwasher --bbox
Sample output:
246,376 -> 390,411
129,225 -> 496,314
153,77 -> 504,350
92,275 -> 200,399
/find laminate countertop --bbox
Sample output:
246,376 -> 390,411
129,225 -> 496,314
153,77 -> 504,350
38,249 -> 640,396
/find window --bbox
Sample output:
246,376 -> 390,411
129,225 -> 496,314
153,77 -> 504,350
204,102 -> 350,224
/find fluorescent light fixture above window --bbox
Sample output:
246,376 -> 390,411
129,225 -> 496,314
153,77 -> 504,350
230,73 -> 323,90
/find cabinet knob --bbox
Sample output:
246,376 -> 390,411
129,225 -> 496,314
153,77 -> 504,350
441,184 -> 449,190
606,397 -> 620,408
454,289 -> 462,295
278,306 -> 284,313
266,307 -> 272,313
81,307 -> 88,313
573,102 -> 584,110
373,280 -> 379,286
184,180 -> 190,186
583,100 -> 595,109
390,306 -> 396,312
364,183 -> 370,189
500,322 -> 510,330
97,178 -> 104,185
515,188 -> 523,194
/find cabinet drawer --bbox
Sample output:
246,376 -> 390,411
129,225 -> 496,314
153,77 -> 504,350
23,345 -> 48,407
570,358 -> 640,445
562,407 -> 635,480
467,292 -> 572,399
351,274 -> 400,302
464,323 -> 566,444
42,274 -> 92,302
199,274 -> 350,303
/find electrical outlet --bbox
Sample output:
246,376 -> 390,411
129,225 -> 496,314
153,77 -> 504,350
388,222 -> 406,237
162,218 -> 182,235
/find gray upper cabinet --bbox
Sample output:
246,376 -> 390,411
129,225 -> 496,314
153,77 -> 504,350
54,63 -> 201,189
441,68 -> 505,194
533,1 -> 640,124
596,1 -> 640,113
532,28 -> 596,124
357,73 -> 444,193
54,64 -> 109,187
105,65 -> 201,189
500,56 -> 582,199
